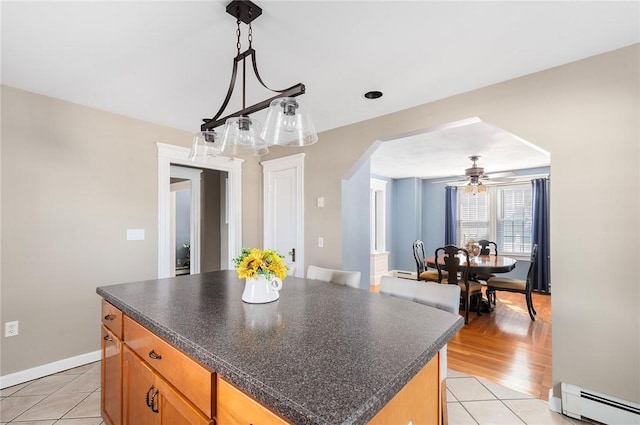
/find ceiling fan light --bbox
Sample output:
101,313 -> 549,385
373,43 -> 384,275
189,130 -> 221,160
261,97 -> 318,147
477,183 -> 487,194
464,184 -> 474,195
220,116 -> 269,156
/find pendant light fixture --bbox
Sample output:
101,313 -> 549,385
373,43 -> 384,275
191,0 -> 317,159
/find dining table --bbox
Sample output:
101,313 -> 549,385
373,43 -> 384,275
425,254 -> 517,277
424,254 -> 517,312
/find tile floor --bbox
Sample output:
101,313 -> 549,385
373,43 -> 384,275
0,362 -> 103,424
446,369 -> 593,425
1,362 -> 591,425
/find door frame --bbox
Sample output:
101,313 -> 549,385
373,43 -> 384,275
261,153 -> 305,278
157,142 -> 243,278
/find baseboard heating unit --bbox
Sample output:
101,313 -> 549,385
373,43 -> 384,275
561,383 -> 640,424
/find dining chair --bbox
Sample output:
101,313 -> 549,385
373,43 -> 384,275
477,239 -> 498,256
476,239 -> 498,281
412,240 -> 446,282
486,244 -> 538,321
306,265 -> 362,289
434,245 -> 484,324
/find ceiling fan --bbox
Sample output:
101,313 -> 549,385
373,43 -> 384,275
432,156 -> 516,189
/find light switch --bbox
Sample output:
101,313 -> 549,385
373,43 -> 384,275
318,237 -> 324,248
317,197 -> 325,208
127,229 -> 145,241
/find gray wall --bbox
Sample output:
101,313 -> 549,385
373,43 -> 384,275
201,169 -> 225,272
341,157 -> 371,289
392,178 -> 423,273
175,189 -> 190,264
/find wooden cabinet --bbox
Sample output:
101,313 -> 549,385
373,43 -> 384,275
217,376 -> 290,425
123,316 -> 214,418
368,353 -> 440,425
101,326 -> 122,425
123,347 -> 212,425
101,299 -> 442,425
101,300 -> 123,425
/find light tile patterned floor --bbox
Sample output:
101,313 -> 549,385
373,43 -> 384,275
0,362 -> 103,424
446,369 -> 592,425
1,361 -> 591,424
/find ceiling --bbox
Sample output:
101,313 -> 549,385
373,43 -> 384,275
2,1 -> 638,177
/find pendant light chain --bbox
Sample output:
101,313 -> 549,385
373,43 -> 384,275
236,16 -> 242,55
247,7 -> 253,48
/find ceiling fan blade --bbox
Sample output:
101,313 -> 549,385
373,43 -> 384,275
485,171 -> 516,178
484,176 -> 516,183
430,176 -> 465,184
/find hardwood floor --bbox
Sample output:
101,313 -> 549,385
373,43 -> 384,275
447,290 -> 552,400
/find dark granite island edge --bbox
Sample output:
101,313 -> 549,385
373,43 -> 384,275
97,270 -> 464,425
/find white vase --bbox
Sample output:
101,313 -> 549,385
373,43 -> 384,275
241,275 -> 282,304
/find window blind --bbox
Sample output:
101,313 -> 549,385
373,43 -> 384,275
457,191 -> 489,245
497,184 -> 532,254
456,183 -> 533,255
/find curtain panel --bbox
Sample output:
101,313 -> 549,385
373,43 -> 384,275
531,178 -> 550,293
445,186 -> 457,245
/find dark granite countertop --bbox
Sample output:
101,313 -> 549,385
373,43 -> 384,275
97,270 -> 463,424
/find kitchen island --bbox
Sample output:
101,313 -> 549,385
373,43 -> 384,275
97,270 -> 463,425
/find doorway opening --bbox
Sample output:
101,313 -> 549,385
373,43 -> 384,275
157,143 -> 243,278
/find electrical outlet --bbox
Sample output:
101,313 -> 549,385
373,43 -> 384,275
5,321 -> 19,337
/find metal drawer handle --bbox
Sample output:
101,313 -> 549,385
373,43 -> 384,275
103,334 -> 113,341
150,389 -> 160,413
103,314 -> 115,321
148,350 -> 162,360
145,386 -> 155,407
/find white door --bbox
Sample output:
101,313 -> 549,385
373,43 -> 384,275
262,154 -> 305,278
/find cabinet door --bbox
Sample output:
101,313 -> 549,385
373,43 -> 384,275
101,326 -> 122,425
156,378 -> 212,425
123,347 -> 159,425
368,353 -> 440,425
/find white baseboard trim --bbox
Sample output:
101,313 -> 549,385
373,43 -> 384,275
548,388 -> 563,413
0,350 -> 101,389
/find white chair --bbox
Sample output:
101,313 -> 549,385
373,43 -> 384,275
379,276 -> 460,314
306,265 -> 362,289
379,275 -> 461,425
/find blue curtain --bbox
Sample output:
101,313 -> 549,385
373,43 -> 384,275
445,186 -> 457,245
531,178 -> 550,293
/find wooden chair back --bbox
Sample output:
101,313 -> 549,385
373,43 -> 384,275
478,239 -> 498,256
434,245 -> 470,285
525,244 -> 539,292
412,240 -> 427,275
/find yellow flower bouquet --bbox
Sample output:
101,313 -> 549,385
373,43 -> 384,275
233,248 -> 288,281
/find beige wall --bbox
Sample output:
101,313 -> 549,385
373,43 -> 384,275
0,86 -> 192,374
262,44 -> 640,402
2,44 -> 638,403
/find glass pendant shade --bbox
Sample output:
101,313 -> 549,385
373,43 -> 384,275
220,116 -> 269,156
464,182 -> 487,195
189,131 -> 221,160
261,97 -> 318,147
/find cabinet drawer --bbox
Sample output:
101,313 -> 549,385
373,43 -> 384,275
123,316 -> 214,418
217,377 -> 290,425
102,300 -> 123,339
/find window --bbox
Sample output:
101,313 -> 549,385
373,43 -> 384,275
457,183 -> 532,255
